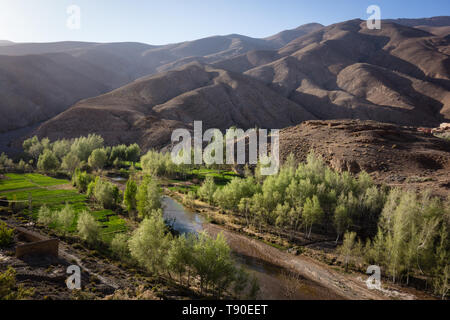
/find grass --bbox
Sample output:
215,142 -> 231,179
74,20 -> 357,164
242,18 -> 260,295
0,173 -> 126,242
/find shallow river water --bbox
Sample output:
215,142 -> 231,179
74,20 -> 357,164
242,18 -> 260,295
162,196 -> 340,300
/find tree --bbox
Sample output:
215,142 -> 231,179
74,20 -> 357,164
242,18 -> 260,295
57,204 -> 75,235
124,178 -> 138,214
126,144 -> 141,163
129,212 -> 172,275
302,195 -> 324,239
37,149 -> 60,173
70,134 -> 104,162
88,148 -> 107,171
141,150 -> 177,178
111,233 -> 131,261
334,204 -> 352,243
61,152 -> 80,175
52,139 -> 72,160
197,176 -> 217,204
77,211 -> 101,245
91,177 -> 120,209
191,232 -> 236,296
72,169 -> 94,193
137,176 -> 161,218
37,205 -> 55,226
167,234 -> 194,285
338,231 -> 357,271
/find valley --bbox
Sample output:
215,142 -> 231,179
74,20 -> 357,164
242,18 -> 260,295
0,8 -> 448,303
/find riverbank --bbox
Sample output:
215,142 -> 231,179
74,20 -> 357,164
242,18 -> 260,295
166,190 -> 433,300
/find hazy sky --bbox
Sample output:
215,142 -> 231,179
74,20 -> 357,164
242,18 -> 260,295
0,0 -> 449,45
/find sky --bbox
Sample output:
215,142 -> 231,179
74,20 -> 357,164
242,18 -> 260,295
0,0 -> 449,45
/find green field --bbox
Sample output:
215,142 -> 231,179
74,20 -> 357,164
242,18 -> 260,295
0,173 -> 126,241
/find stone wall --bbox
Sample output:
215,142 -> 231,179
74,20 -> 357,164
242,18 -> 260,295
15,227 -> 59,258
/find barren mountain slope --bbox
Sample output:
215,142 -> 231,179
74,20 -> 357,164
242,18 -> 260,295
245,19 -> 450,126
0,53 -> 115,132
0,24 -> 321,136
35,63 -> 316,149
279,120 -> 450,197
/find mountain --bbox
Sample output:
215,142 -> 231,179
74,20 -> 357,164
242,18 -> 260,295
386,16 -> 450,28
278,120 -> 450,197
32,18 -> 450,151
264,23 -> 324,47
35,63 -> 315,149
0,24 -> 321,135
0,40 -> 14,47
244,19 -> 450,127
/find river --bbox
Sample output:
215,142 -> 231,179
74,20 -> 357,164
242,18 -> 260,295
161,196 -> 343,300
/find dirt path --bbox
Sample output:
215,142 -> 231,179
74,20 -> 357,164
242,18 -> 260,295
204,224 -> 417,300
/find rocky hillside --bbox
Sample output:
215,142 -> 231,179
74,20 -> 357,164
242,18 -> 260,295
245,19 -> 450,127
32,18 -> 450,150
35,63 -> 315,150
0,24 -> 323,134
279,120 -> 450,196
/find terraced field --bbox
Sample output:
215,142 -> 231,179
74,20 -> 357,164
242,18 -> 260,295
0,173 -> 126,241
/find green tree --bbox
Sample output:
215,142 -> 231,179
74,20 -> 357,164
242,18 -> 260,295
192,232 -> 236,296
126,144 -> 141,163
37,205 -> 55,226
61,152 -> 80,175
90,177 -> 120,209
197,176 -> 217,205
167,234 -> 194,285
302,195 -> 324,239
124,178 -> 138,214
37,149 -> 60,173
333,204 -> 352,243
57,204 -> 75,235
111,233 -> 131,261
88,148 -> 107,171
338,231 -> 357,271
129,212 -> 172,275
52,139 -> 72,160
77,211 -> 101,245
71,134 -> 104,162
137,176 -> 161,218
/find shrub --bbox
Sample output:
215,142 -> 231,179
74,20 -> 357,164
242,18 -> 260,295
0,267 -> 34,300
111,233 -> 131,261
72,169 -> 94,193
77,211 -> 101,245
56,204 -> 76,235
0,222 -> 14,247
37,205 -> 56,226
